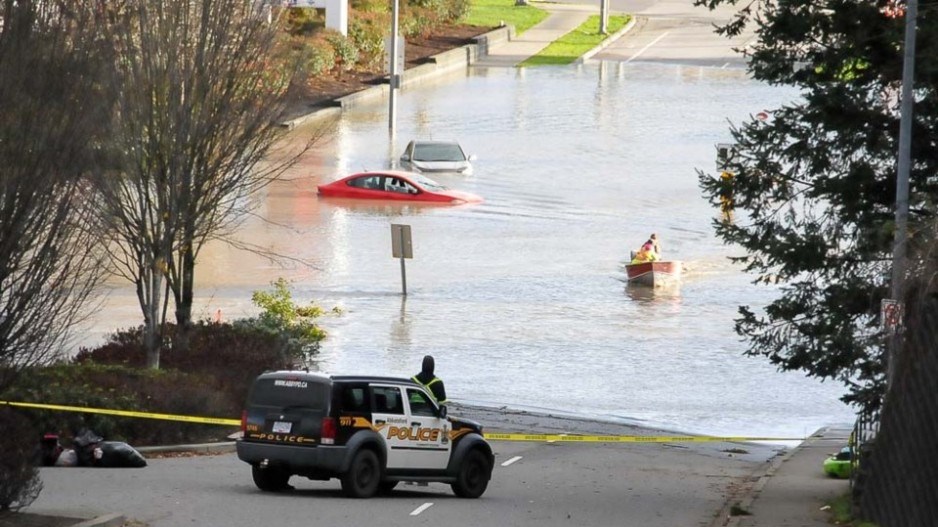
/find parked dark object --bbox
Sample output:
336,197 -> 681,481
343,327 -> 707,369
36,433 -> 64,466
0,409 -> 43,511
72,429 -> 147,468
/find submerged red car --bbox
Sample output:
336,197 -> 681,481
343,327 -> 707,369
317,170 -> 482,204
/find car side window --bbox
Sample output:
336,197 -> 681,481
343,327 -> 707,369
340,386 -> 368,412
372,386 -> 404,415
407,388 -> 436,417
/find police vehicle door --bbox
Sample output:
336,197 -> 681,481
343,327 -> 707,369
404,387 -> 451,470
370,385 -> 410,469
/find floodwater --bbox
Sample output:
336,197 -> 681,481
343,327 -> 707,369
85,62 -> 857,439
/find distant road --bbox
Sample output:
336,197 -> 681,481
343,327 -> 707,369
576,0 -> 757,67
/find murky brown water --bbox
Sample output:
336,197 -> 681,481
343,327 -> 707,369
84,62 -> 854,438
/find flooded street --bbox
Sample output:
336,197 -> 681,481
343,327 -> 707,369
87,62 -> 856,438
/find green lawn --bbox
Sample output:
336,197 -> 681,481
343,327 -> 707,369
521,15 -> 630,66
464,0 -> 549,36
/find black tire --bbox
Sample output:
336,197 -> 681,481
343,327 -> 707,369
451,449 -> 491,498
252,465 -> 291,492
378,480 -> 398,494
341,449 -> 381,498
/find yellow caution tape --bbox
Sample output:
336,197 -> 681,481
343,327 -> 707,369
0,401 -> 240,427
483,433 -> 804,443
0,401 -> 803,442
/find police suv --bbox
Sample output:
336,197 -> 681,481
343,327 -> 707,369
236,371 -> 494,498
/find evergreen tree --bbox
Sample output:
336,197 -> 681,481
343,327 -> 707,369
695,0 -> 938,410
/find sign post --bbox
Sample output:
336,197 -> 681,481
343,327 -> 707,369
391,224 -> 413,295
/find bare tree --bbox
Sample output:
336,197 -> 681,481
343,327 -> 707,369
0,0 -> 108,391
95,0 -> 314,365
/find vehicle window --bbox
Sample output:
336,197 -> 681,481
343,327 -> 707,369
347,176 -> 382,190
372,386 -> 404,415
407,388 -> 436,417
413,143 -> 466,162
409,173 -> 448,191
249,378 -> 326,409
340,386 -> 368,412
386,177 -> 410,194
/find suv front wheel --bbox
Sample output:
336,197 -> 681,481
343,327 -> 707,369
451,449 -> 491,498
341,449 -> 381,498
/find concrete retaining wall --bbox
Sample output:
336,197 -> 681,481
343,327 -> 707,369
283,26 -> 512,128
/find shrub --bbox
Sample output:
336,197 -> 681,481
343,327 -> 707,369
1,363 -> 234,445
348,11 -> 388,69
0,408 -> 43,512
325,30 -> 360,72
306,35 -> 337,76
285,6 -> 323,35
402,7 -> 441,39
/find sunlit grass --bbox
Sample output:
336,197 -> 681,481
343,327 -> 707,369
464,0 -> 548,36
521,15 -> 630,66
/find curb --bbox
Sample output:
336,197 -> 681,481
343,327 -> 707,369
719,429 -> 827,527
137,441 -> 236,455
72,513 -> 126,527
576,16 -> 637,64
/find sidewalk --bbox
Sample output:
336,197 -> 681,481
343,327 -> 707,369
471,2 -> 597,67
728,427 -> 852,527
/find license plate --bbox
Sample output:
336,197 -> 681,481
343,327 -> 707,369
272,421 -> 292,434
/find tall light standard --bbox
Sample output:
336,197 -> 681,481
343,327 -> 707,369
388,0 -> 401,132
888,0 -> 917,388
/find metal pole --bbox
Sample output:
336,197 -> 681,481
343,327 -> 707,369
399,243 -> 407,296
600,0 -> 608,34
389,0 -> 400,131
888,0 -> 917,387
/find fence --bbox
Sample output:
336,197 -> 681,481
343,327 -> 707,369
852,295 -> 938,525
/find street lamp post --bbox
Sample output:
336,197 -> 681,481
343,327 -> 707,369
888,0 -> 918,388
389,0 -> 401,131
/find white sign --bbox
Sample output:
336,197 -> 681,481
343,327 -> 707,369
285,0 -> 348,36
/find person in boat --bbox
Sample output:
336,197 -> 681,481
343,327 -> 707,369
631,234 -> 661,264
631,241 -> 658,264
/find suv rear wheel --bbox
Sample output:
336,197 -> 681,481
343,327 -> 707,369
451,449 -> 490,498
252,465 -> 291,492
341,449 -> 381,498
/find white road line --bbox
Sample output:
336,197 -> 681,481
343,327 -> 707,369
501,456 -> 523,467
624,31 -> 670,64
410,503 -> 434,516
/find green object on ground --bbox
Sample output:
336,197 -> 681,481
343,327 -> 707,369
521,15 -> 630,66
822,447 -> 852,479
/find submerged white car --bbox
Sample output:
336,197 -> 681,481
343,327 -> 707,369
400,140 -> 475,175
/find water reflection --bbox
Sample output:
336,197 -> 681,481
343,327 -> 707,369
624,283 -> 682,304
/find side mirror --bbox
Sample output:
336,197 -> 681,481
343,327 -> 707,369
438,405 -> 448,419
467,154 -> 477,161
400,154 -> 410,161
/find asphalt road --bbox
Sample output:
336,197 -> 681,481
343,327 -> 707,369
30,417 -> 780,527
31,444 -> 762,527
589,0 -> 757,67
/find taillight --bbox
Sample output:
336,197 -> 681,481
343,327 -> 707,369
240,410 -> 247,433
321,417 -> 336,445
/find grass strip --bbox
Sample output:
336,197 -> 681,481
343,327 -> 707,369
521,15 -> 630,66
464,0 -> 549,36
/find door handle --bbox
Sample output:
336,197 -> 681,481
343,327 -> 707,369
375,420 -> 386,425
410,422 -> 421,427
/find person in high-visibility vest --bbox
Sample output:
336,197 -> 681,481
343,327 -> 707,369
412,355 -> 447,404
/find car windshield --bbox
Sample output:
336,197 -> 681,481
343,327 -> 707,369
408,173 -> 448,191
412,142 -> 466,162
